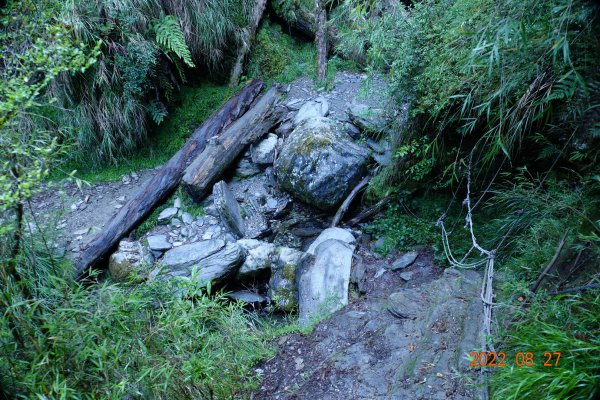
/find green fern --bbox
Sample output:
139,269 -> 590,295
154,15 -> 195,68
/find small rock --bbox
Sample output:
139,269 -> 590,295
346,123 -> 361,140
204,206 -> 219,218
374,268 -> 387,279
122,176 -> 131,185
146,234 -> 172,251
236,239 -> 276,280
173,197 -> 182,209
130,172 -> 139,180
170,218 -> 182,228
154,239 -> 244,285
266,197 -> 278,210
173,241 -> 183,247
116,196 -> 126,203
73,227 -> 89,236
108,240 -> 153,282
181,212 -> 194,225
202,231 -> 214,240
373,237 -> 387,252
390,251 -> 419,271
227,290 -> 267,304
158,207 -> 178,223
293,97 -> 329,126
387,291 -> 420,319
399,271 -> 416,281
251,133 -> 278,165
114,204 -> 122,209
235,158 -> 261,178
269,247 -> 305,312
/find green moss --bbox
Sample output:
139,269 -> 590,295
246,21 -> 315,84
294,134 -> 333,155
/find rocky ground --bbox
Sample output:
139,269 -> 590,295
30,71 -> 484,399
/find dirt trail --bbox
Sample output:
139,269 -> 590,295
31,169 -> 159,259
254,250 -> 484,400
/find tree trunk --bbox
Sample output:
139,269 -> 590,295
182,85 -> 282,201
315,0 -> 328,80
229,0 -> 268,87
75,81 -> 264,279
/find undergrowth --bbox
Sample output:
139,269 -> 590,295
491,290 -> 600,400
0,254 -> 271,399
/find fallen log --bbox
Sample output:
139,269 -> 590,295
182,85 -> 282,201
75,80 -> 264,279
331,175 -> 370,227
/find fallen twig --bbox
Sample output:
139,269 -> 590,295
331,175 -> 371,227
530,231 -> 569,294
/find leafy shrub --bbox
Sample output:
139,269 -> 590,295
0,259 -> 270,399
338,0 -> 600,187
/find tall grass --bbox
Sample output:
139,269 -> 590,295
0,253 -> 270,399
491,290 -> 600,400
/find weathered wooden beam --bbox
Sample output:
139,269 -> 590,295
182,85 -> 282,201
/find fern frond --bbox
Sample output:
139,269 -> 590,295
147,100 -> 168,125
154,15 -> 195,68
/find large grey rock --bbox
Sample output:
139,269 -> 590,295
213,181 -> 245,238
236,239 -> 277,280
347,103 -> 387,133
108,240 -> 153,282
390,251 -> 419,270
251,133 -> 278,165
274,117 -> 370,210
293,97 -> 329,126
298,238 -> 356,327
269,247 -> 305,312
146,234 -> 172,252
306,227 -> 355,255
157,239 -> 244,284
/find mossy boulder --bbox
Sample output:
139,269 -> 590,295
274,117 -> 370,210
269,247 -> 305,312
